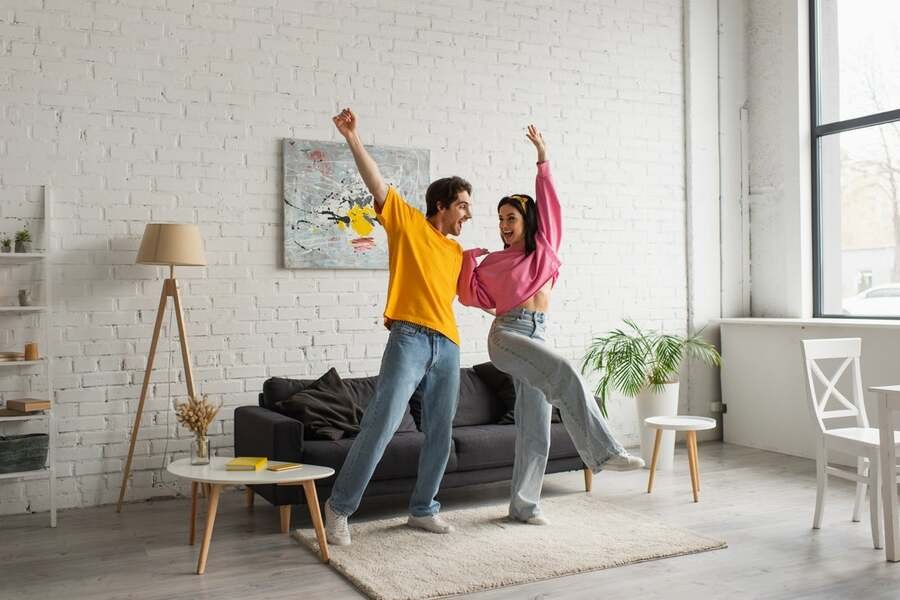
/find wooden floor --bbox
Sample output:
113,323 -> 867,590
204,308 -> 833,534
3,443 -> 900,599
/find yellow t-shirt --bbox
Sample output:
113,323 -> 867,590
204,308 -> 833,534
378,186 -> 463,346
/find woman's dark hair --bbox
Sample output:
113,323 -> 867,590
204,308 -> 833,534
425,176 -> 472,217
497,194 -> 538,256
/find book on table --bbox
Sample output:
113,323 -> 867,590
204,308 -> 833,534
267,461 -> 303,472
226,457 -> 267,471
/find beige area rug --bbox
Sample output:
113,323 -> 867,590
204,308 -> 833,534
292,494 -> 726,600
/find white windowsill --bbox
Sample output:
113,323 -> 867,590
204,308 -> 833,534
715,317 -> 900,330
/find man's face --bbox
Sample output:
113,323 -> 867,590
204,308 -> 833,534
440,191 -> 472,236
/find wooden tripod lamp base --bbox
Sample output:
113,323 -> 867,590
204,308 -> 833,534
117,224 -> 205,513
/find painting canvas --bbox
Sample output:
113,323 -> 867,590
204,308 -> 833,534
283,139 -> 430,269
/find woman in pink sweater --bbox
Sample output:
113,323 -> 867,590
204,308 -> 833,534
458,126 -> 643,525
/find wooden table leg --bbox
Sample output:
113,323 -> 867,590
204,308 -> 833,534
583,467 -> 593,492
280,505 -> 291,534
647,428 -> 663,493
197,484 -> 221,575
686,432 -> 699,503
302,480 -> 330,563
246,486 -> 254,510
189,481 -> 198,545
689,433 -> 701,491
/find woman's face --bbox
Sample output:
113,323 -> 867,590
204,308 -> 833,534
498,204 -> 525,247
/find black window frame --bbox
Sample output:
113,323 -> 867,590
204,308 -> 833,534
810,0 -> 900,318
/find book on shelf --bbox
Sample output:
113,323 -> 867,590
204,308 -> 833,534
266,461 -> 303,472
226,456 -> 267,471
0,408 -> 36,417
6,399 -> 50,413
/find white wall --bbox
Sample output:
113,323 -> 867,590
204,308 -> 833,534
0,1 -> 687,514
721,319 -> 900,463
746,0 -> 813,318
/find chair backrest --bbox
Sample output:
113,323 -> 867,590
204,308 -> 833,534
801,338 -> 868,435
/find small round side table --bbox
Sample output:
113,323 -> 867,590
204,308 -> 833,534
167,457 -> 334,574
644,416 -> 717,503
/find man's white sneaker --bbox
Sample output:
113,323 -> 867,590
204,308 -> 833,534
603,453 -> 645,471
324,500 -> 351,546
407,514 -> 454,534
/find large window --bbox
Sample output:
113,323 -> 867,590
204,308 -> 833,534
812,0 -> 900,317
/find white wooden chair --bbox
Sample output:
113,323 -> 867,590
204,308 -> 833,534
802,337 -> 900,549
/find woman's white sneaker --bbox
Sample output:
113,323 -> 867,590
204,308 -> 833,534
603,453 -> 645,471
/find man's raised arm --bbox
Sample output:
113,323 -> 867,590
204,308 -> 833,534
333,108 -> 389,212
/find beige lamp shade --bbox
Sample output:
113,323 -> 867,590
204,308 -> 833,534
136,223 -> 206,266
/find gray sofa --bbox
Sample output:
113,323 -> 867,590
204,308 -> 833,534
234,366 -> 588,509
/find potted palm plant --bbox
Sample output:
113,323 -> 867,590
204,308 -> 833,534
14,228 -> 31,253
582,319 -> 721,470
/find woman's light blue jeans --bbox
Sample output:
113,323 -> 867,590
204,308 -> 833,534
488,308 -> 627,521
328,321 -> 460,518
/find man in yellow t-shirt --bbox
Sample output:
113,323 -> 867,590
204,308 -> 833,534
324,108 -> 472,546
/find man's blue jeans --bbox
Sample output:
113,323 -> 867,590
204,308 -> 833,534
328,321 -> 460,518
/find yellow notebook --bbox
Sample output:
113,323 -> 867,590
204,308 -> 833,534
226,457 -> 267,471
267,461 -> 303,472
266,460 -> 303,471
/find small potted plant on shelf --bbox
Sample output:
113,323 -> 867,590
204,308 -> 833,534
174,394 -> 222,465
0,237 -> 10,253
14,228 -> 32,253
581,319 -> 721,470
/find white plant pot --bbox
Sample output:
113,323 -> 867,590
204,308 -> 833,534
635,382 -> 679,471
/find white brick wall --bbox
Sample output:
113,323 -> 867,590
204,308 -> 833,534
0,0 -> 685,515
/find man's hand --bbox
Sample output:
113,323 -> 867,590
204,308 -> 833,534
333,108 -> 357,139
332,107 -> 388,210
526,124 -> 547,163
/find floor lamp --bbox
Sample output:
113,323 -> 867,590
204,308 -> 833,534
117,224 -> 206,512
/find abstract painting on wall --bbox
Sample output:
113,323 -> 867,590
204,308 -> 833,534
283,139 -> 430,269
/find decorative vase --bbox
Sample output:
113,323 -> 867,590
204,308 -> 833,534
1,245 -> 9,253
14,241 -> 31,253
18,289 -> 31,307
191,436 -> 210,465
635,382 -> 679,471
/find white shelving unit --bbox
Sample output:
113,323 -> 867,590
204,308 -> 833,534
0,187 -> 55,527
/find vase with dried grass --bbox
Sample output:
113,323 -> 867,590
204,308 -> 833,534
175,394 -> 222,465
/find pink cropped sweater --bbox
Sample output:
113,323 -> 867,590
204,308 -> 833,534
457,160 -> 562,315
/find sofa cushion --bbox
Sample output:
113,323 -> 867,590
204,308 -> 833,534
263,377 -> 313,410
263,374 -> 417,435
274,368 -> 360,440
302,431 -> 458,481
409,368 -> 504,428
453,368 -> 506,427
472,362 -> 517,424
452,423 -> 580,472
471,362 -> 562,425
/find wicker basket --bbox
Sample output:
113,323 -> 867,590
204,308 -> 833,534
0,433 -> 48,474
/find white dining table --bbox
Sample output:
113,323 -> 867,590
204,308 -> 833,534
870,385 -> 900,562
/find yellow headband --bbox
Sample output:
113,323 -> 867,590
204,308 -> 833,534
509,195 -> 529,212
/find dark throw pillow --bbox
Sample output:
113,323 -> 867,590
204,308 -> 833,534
274,368 -> 362,440
472,361 -> 562,424
472,362 -> 517,424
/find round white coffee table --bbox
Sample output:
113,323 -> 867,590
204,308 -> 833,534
167,457 -> 335,574
643,416 -> 716,503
